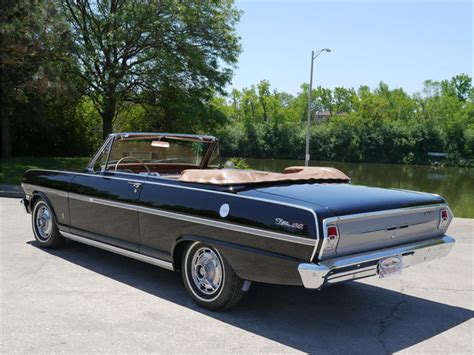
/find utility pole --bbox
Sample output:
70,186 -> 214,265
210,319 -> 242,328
305,48 -> 331,166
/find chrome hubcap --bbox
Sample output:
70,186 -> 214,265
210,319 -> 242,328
35,205 -> 52,240
191,247 -> 223,295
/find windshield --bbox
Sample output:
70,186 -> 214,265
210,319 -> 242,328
107,138 -> 211,166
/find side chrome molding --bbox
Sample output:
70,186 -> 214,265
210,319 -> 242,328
66,193 -> 317,246
24,181 -> 316,246
61,231 -> 175,271
23,171 -> 321,246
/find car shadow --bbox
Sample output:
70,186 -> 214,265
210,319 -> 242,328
29,240 -> 473,354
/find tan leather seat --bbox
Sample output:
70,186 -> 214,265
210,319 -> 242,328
178,166 -> 350,185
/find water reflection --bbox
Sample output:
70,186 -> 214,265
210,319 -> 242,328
245,159 -> 474,218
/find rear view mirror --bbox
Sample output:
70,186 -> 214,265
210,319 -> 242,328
151,141 -> 170,148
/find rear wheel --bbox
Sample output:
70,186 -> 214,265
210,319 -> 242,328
182,242 -> 245,311
32,198 -> 65,249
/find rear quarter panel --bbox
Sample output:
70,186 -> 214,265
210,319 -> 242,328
138,180 -> 319,261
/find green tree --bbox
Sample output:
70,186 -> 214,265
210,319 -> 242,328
333,87 -> 357,114
62,0 -> 241,139
213,75 -> 473,166
440,74 -> 473,102
1,0 -> 68,158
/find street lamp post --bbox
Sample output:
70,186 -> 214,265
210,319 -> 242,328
305,48 -> 331,167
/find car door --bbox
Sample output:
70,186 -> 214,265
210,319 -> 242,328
68,141 -> 144,251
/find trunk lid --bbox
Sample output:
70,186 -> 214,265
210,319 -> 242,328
252,183 -> 445,217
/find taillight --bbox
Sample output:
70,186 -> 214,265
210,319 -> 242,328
438,209 -> 449,229
325,225 -> 339,250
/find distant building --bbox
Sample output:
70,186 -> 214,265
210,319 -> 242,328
311,111 -> 349,122
314,111 -> 332,122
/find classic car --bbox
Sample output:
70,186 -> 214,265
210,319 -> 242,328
21,132 -> 455,310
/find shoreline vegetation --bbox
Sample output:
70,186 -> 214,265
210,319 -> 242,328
5,75 -> 473,168
213,76 -> 473,168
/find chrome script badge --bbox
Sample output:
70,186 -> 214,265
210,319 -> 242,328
274,217 -> 304,231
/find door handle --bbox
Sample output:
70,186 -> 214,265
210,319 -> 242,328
128,181 -> 143,193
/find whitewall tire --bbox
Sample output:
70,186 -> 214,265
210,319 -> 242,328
182,241 -> 246,310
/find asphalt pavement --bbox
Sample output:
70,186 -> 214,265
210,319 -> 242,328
1,197 -> 472,354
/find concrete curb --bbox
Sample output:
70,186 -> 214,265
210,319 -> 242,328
0,184 -> 25,198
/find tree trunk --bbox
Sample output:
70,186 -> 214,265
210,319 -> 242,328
2,103 -> 12,158
101,100 -> 116,140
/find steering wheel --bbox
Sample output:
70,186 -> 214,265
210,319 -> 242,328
114,156 -> 151,173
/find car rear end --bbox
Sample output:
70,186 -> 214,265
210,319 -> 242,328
246,183 -> 456,289
299,204 -> 454,288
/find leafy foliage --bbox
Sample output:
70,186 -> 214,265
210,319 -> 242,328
214,77 -> 474,166
62,0 -> 241,138
1,0 -> 72,157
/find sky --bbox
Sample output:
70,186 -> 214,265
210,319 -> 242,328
230,0 -> 472,95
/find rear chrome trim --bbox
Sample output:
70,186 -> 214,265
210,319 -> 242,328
335,203 -> 451,222
313,203 -> 452,262
300,235 -> 455,289
326,265 -> 376,283
61,231 -> 175,271
326,268 -> 377,284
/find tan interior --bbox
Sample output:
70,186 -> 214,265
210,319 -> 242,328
178,166 -> 350,185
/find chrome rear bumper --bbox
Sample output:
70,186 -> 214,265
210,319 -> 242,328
298,235 -> 455,289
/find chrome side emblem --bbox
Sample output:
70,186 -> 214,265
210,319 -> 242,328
219,204 -> 230,218
274,218 -> 304,231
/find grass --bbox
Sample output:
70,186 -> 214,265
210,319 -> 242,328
1,157 -> 90,185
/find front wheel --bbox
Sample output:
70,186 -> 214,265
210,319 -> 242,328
182,242 -> 246,311
31,198 -> 65,249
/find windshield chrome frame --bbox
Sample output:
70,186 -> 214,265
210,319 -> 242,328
86,135 -> 115,173
87,133 -> 219,172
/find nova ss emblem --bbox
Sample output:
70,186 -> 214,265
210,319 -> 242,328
274,218 -> 304,231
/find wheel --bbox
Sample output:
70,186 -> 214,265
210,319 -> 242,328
31,198 -> 65,249
182,242 -> 245,311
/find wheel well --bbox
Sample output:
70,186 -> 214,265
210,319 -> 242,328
173,241 -> 192,271
30,194 -> 42,209
29,193 -> 58,223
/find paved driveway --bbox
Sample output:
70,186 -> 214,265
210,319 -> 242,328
1,197 -> 472,354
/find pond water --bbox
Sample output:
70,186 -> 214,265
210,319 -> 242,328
243,158 -> 474,218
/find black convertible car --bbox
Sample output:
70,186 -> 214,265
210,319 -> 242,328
21,132 -> 455,310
